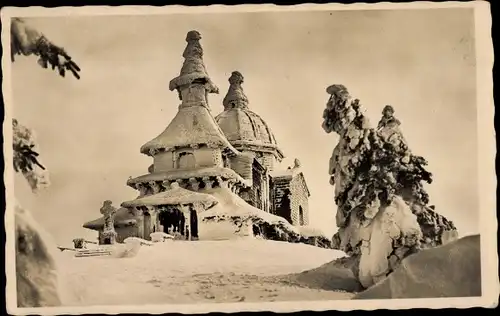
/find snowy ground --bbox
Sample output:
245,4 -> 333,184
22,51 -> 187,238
59,239 -> 354,306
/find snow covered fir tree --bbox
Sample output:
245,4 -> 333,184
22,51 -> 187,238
11,16 -> 82,308
83,30 -> 330,248
322,84 -> 458,288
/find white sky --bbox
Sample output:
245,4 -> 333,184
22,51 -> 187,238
11,8 -> 479,244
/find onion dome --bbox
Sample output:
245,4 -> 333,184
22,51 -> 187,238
215,71 -> 284,160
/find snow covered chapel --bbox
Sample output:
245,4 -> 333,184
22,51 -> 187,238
83,30 -> 311,244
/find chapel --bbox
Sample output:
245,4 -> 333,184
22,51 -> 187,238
83,30 -> 311,243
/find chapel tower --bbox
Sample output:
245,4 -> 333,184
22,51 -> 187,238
127,31 -> 250,195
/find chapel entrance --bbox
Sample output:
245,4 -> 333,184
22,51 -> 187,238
157,206 -> 199,240
158,207 -> 184,236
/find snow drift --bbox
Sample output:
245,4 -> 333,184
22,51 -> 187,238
59,239 -> 347,306
354,234 -> 481,299
198,188 -> 301,241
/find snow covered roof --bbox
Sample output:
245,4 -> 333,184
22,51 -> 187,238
83,207 -> 137,231
127,167 -> 251,188
269,169 -> 294,179
269,167 -> 311,197
298,226 -> 330,239
200,187 -> 300,235
121,183 -> 218,210
140,105 -> 240,157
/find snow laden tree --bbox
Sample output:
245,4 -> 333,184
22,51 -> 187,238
11,17 -> 80,79
322,84 -> 458,288
11,17 -> 81,308
13,117 -> 63,308
13,119 -> 50,192
11,17 -> 81,191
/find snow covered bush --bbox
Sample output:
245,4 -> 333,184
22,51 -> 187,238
322,84 -> 457,287
297,226 -> 332,249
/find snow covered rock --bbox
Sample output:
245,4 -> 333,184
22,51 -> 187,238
110,239 -> 143,258
322,85 -> 458,288
14,202 -> 62,307
290,256 -> 363,293
124,237 -> 153,246
354,234 -> 481,299
12,123 -> 65,307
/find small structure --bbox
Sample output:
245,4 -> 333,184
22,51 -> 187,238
215,72 -> 311,226
121,182 -> 218,240
72,238 -> 86,249
83,206 -> 137,244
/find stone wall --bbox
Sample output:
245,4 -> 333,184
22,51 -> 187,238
270,174 -> 309,226
195,147 -> 218,168
289,174 -> 309,226
153,147 -> 225,173
153,151 -> 174,172
247,160 -> 269,211
229,153 -> 254,180
257,153 -> 275,171
270,177 -> 293,223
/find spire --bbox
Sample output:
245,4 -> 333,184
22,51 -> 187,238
223,71 -> 249,110
169,30 -> 219,96
139,31 -> 239,157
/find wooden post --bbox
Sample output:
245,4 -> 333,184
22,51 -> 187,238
191,202 -> 204,240
179,204 -> 191,241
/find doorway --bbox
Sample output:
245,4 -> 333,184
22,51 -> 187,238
298,206 -> 305,226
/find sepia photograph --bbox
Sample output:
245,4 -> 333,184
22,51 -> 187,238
2,2 -> 497,314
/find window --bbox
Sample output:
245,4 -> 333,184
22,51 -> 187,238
177,152 -> 196,169
222,156 -> 230,168
298,206 -> 305,226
